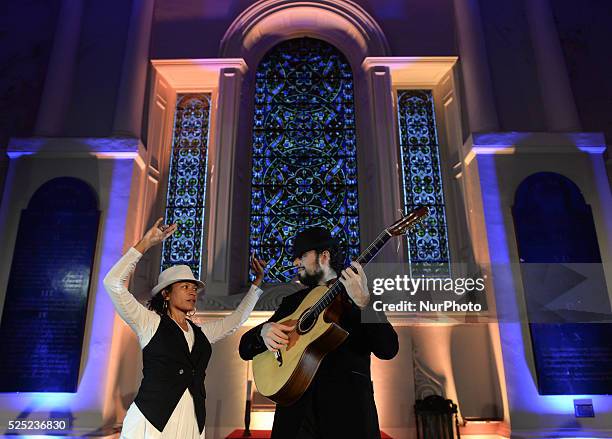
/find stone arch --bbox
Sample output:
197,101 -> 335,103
28,176 -> 99,211
220,0 -> 389,70
512,171 -> 601,263
216,0 -> 391,291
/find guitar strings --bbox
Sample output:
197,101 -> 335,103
304,213 -> 427,322
289,212 -> 427,336
298,229 -> 390,327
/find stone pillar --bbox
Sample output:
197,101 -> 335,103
364,65 -> 403,263
34,0 -> 84,136
452,0 -> 499,133
525,0 -> 581,131
206,67 -> 246,295
112,0 -> 155,137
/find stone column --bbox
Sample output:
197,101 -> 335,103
525,0 -> 581,131
452,0 -> 499,133
364,65 -> 403,263
112,0 -> 156,137
206,66 -> 246,295
34,0 -> 84,136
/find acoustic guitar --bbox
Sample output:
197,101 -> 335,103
252,206 -> 430,405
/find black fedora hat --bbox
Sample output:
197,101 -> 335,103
292,226 -> 338,260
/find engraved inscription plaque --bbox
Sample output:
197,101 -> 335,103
513,173 -> 612,395
530,323 -> 612,395
0,178 -> 99,392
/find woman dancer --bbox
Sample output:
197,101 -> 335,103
104,218 -> 265,438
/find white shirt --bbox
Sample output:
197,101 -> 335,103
103,247 -> 263,439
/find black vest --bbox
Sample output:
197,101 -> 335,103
134,315 -> 212,433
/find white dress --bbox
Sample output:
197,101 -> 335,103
103,247 -> 263,439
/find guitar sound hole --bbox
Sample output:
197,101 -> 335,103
297,311 -> 317,334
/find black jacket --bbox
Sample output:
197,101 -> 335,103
134,315 -> 212,433
239,287 -> 398,438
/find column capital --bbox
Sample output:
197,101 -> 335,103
151,59 -> 247,91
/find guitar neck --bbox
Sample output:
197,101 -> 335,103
311,230 -> 392,314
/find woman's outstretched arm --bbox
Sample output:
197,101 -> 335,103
199,256 -> 266,344
103,218 -> 176,346
103,247 -> 158,340
200,284 -> 264,344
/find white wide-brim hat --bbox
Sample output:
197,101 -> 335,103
151,265 -> 205,296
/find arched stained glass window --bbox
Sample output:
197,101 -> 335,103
397,90 -> 450,276
249,38 -> 360,283
161,93 -> 211,278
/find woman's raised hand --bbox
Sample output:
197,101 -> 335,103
135,217 -> 177,253
251,255 -> 267,287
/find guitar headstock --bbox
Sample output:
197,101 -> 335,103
386,206 -> 430,236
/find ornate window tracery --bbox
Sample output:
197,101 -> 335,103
397,90 -> 450,275
161,94 -> 211,278
249,38 -> 360,282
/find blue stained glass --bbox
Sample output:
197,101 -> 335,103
249,38 -> 360,283
161,94 -> 211,278
397,90 -> 451,276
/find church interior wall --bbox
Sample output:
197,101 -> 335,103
0,0 -> 62,202
0,0 -> 610,437
451,323 -> 503,420
469,135 -> 612,435
552,0 -> 612,143
478,0 -> 548,132
0,0 -> 61,145
62,0 -> 133,137
150,0 -> 458,60
0,151 -> 138,432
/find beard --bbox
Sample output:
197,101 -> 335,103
298,262 -> 325,288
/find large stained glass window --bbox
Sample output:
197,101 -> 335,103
250,38 -> 360,282
397,90 -> 450,276
161,94 -> 211,278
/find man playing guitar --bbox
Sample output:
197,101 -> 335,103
239,226 -> 399,438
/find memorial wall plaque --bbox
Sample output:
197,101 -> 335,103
530,323 -> 612,395
513,173 -> 612,395
0,178 -> 100,392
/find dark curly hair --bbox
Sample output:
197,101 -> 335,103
315,245 -> 346,278
147,287 -> 171,316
